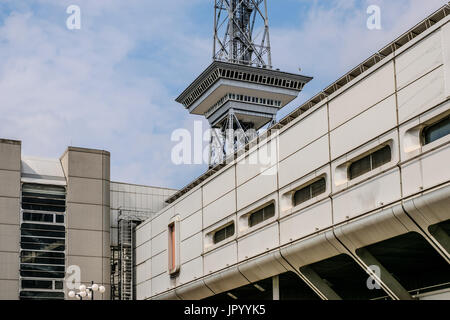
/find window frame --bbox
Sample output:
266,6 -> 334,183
421,114 -> 450,146
167,216 -> 180,276
347,144 -> 392,181
213,223 -> 235,245
248,203 -> 276,228
20,183 -> 67,300
292,177 -> 327,207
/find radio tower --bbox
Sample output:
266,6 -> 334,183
213,0 -> 272,68
176,0 -> 312,167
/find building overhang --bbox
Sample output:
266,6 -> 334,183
176,61 -> 313,115
207,101 -> 278,129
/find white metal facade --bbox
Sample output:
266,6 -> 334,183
135,11 -> 450,300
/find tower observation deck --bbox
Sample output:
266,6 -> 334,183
176,0 -> 312,166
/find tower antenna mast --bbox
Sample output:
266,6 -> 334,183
213,0 -> 272,68
177,0 -> 311,167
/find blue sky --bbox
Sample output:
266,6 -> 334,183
0,0 -> 446,190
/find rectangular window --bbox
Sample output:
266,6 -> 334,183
423,115 -> 450,145
249,203 -> 275,228
348,145 -> 391,180
371,145 -> 391,169
168,224 -> 176,272
22,212 -> 54,223
19,291 -> 65,300
21,251 -> 65,264
20,256 -> 65,265
293,178 -> 326,207
213,223 -> 235,244
21,184 -> 66,213
168,217 -> 180,275
21,279 -> 53,290
21,228 -> 65,238
20,183 -> 66,300
54,281 -> 63,290
20,271 -> 66,279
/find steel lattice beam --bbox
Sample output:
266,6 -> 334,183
213,0 -> 272,68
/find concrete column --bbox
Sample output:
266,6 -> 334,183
0,139 -> 21,300
60,147 -> 111,300
357,248 -> 412,300
299,266 -> 342,300
272,275 -> 279,300
428,224 -> 450,256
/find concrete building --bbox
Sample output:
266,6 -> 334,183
109,182 -> 177,299
0,143 -> 176,300
134,5 -> 450,300
1,4 -> 449,301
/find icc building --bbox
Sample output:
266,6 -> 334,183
0,2 -> 450,300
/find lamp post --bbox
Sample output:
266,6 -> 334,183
68,281 -> 106,300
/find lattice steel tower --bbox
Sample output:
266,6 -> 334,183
213,0 -> 272,68
177,0 -> 312,166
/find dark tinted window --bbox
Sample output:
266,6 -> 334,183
21,264 -> 65,272
20,291 -> 65,300
21,229 -> 65,238
213,223 -> 235,244
20,270 -> 66,279
21,251 -> 64,259
372,146 -> 391,169
22,212 -> 53,223
21,256 -> 65,265
21,184 -> 66,212
21,223 -> 65,232
293,178 -> 326,206
55,215 -> 64,223
21,279 -> 53,290
249,203 -> 275,227
21,243 -> 65,251
20,184 -> 66,300
349,145 -> 391,180
423,115 -> 450,145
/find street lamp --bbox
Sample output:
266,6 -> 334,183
68,281 -> 106,300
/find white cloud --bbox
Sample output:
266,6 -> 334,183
0,2 -> 210,189
0,0 -> 446,189
271,0 -> 446,117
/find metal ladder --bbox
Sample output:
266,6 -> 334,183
119,219 -> 134,300
113,209 -> 153,300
